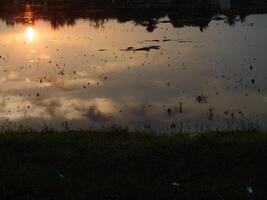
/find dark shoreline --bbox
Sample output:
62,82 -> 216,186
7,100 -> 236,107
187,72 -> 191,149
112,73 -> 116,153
1,0 -> 267,31
0,130 -> 266,199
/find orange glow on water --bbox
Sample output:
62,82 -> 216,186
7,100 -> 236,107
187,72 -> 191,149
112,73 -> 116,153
25,27 -> 35,43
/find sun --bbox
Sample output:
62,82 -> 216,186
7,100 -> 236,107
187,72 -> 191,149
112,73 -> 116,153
25,27 -> 35,43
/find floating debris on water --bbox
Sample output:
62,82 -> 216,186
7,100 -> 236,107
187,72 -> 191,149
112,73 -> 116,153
121,46 -> 160,52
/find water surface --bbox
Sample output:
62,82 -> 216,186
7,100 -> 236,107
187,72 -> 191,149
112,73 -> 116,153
0,1 -> 267,131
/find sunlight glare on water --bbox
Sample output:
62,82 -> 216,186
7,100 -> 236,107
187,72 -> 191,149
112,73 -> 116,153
25,27 -> 35,43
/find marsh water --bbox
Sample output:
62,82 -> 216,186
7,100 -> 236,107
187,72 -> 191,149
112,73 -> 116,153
0,0 -> 267,131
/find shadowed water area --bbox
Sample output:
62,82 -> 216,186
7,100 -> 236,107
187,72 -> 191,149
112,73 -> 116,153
0,0 -> 267,131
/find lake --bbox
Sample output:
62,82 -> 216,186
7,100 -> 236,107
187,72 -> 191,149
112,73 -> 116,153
0,0 -> 267,131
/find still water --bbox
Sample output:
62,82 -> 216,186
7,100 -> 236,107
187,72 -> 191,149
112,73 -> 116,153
0,1 -> 267,131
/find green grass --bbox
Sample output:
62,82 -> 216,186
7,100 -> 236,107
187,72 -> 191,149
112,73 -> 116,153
0,130 -> 266,199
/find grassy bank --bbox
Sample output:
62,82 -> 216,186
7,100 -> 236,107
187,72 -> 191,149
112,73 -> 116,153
0,130 -> 266,199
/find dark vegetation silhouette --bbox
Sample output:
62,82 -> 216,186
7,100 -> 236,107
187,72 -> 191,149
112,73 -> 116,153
0,0 -> 267,31
0,130 -> 266,199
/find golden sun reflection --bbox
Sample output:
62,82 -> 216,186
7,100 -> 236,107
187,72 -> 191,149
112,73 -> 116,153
25,27 -> 35,43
